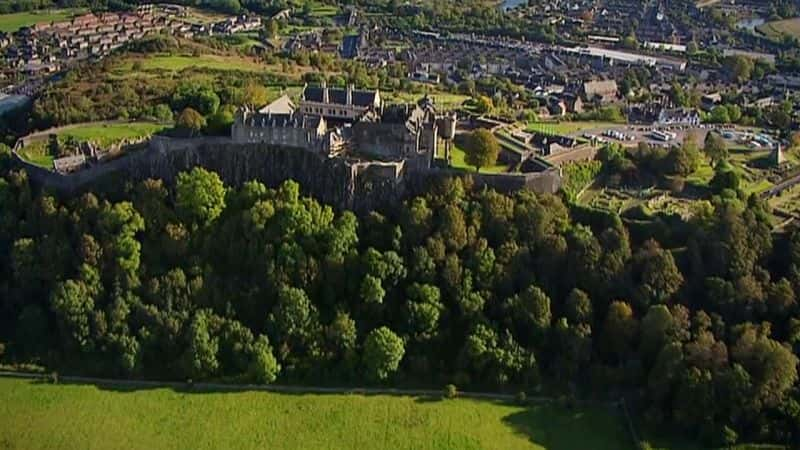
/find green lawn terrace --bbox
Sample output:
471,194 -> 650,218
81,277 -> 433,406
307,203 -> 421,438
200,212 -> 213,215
383,92 -> 471,111
16,121 -> 170,169
525,120 -> 625,136
0,8 -> 86,32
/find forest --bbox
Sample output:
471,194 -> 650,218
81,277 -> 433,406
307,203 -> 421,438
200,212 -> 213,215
0,141 -> 798,448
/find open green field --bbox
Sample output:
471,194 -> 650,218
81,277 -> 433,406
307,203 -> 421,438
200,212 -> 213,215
525,121 -> 622,136
384,92 -> 471,110
18,121 -> 169,168
447,143 -> 510,174
0,377 -> 635,450
757,17 -> 800,40
122,53 -> 268,73
0,8 -> 85,32
56,122 -> 169,146
289,0 -> 340,17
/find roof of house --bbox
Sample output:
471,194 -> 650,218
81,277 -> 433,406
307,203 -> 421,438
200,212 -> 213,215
258,94 -> 295,115
303,86 -> 378,107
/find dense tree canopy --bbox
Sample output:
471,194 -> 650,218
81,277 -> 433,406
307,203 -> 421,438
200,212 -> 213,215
0,156 -> 798,447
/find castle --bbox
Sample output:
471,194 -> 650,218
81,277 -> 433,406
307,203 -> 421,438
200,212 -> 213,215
14,84 -> 562,212
231,83 -> 456,171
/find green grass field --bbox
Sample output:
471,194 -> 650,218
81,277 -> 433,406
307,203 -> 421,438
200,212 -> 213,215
18,121 -> 168,168
17,144 -> 54,168
448,144 -> 510,174
0,377 -> 635,450
757,17 -> 800,40
383,92 -> 471,110
0,8 -> 85,32
525,121 -> 621,135
122,54 -> 268,73
56,122 -> 169,147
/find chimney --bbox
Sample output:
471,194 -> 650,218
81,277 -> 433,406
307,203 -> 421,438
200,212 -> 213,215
322,79 -> 329,104
346,83 -> 353,105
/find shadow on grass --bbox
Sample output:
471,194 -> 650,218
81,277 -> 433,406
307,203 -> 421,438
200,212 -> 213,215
29,376 -> 456,402
502,403 -> 634,450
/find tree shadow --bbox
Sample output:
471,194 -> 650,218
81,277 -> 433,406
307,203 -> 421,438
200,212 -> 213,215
501,403 -> 634,450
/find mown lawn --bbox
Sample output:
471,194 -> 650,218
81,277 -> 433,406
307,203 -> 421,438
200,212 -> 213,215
0,377 -> 634,450
525,121 -> 622,135
383,91 -> 471,110
17,143 -> 54,168
57,122 -> 169,147
0,8 -> 85,32
449,144 -> 510,174
18,121 -> 169,168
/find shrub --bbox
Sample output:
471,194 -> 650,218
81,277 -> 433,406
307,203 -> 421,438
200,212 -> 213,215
515,391 -> 527,405
444,384 -> 458,399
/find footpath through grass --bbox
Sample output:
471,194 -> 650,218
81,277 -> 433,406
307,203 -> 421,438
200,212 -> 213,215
0,377 -> 633,450
0,8 -> 85,32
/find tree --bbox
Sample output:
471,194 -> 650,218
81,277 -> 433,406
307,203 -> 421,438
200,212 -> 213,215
724,55 -> 755,84
171,83 -> 220,115
51,279 -> 95,351
360,275 -> 385,304
249,335 -> 280,384
363,327 -> 405,381
512,284 -> 552,333
243,83 -> 270,107
205,105 -> 235,135
405,283 -> 442,340
731,326 -> 799,409
464,129 -> 500,172
710,160 -> 740,193
666,137 -> 701,176
175,167 -> 226,227
268,285 -> 316,347
640,305 -> 674,363
630,240 -> 683,309
565,288 -> 593,324
175,107 -> 206,136
183,310 -> 220,379
708,105 -> 731,124
474,95 -> 493,114
602,300 -> 639,362
704,132 -> 728,164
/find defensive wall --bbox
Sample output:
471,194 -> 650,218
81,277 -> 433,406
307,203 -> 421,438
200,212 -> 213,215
13,135 -> 562,211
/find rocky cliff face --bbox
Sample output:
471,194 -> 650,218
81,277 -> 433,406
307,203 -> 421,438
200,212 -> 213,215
17,137 -> 559,213
19,138 -> 406,212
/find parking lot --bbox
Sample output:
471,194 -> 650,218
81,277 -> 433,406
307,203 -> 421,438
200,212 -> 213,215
571,124 -> 777,149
